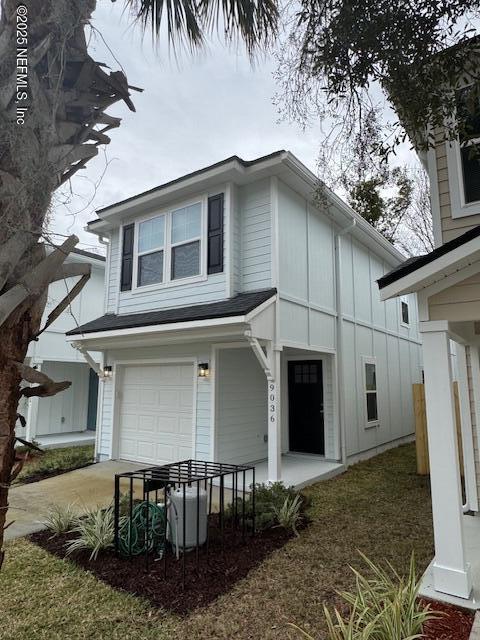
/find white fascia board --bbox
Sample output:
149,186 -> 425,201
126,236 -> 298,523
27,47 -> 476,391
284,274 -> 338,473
66,314 -> 248,343
379,237 -> 480,301
244,294 -> 277,322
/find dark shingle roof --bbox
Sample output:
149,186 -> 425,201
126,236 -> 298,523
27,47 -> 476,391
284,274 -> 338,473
377,225 -> 480,289
67,288 -> 277,336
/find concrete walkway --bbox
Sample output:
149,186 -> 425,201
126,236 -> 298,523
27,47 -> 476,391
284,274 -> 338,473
6,460 -> 139,541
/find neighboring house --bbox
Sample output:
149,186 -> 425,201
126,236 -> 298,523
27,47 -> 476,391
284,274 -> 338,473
378,42 -> 480,607
67,151 -> 422,488
18,248 -> 105,448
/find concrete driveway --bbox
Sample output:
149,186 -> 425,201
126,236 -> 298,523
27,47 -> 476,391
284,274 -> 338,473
6,460 -> 139,541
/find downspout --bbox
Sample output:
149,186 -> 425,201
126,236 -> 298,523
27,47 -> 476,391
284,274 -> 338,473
335,219 -> 356,466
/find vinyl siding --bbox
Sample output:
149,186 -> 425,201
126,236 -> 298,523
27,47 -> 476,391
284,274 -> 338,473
239,178 -> 272,291
216,347 -> 268,464
429,271 -> 480,322
117,273 -> 226,314
433,130 -> 480,243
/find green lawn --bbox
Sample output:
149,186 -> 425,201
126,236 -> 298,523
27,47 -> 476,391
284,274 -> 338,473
0,444 -> 434,640
15,444 -> 95,484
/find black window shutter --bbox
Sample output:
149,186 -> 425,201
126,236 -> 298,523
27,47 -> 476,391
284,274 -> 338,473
120,223 -> 134,291
207,193 -> 224,274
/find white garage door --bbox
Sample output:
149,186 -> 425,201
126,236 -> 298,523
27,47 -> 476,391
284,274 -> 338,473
118,363 -> 194,465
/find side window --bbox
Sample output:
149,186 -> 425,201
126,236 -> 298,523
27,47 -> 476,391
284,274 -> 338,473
364,361 -> 378,426
401,297 -> 410,326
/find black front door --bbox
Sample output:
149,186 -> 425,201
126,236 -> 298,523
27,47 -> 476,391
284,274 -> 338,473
288,360 -> 324,455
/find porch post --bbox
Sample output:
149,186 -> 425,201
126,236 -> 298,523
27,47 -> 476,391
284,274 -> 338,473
422,324 -> 472,599
267,346 -> 281,482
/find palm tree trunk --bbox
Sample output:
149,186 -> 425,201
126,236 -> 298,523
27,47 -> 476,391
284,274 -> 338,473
0,0 -> 135,565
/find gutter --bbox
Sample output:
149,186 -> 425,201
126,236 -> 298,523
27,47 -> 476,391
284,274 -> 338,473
335,218 -> 357,466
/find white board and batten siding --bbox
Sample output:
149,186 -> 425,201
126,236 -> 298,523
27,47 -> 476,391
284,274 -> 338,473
276,178 -> 423,459
216,348 -> 268,465
339,233 -> 422,457
97,343 -> 212,462
277,179 -> 336,351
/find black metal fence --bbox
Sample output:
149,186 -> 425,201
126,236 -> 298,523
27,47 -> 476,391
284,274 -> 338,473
113,459 -> 256,587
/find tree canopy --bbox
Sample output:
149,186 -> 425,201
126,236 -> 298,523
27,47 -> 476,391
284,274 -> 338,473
278,0 -> 480,158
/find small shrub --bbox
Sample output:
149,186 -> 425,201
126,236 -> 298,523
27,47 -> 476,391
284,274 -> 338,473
66,505 -> 116,561
228,481 -> 305,532
292,553 -> 440,639
42,503 -> 79,537
273,494 -> 303,536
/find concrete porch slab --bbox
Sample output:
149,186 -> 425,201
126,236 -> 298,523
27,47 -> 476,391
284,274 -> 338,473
419,514 -> 480,610
6,460 -> 139,542
35,431 -> 96,449
219,454 -> 344,490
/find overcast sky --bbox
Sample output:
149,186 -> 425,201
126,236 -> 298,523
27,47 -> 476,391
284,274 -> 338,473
51,0 -> 416,253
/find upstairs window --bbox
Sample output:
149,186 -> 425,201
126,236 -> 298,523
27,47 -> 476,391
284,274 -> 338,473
456,86 -> 480,204
120,194 -> 223,293
171,203 -> 202,280
364,361 -> 378,425
132,199 -> 204,290
137,215 -> 165,286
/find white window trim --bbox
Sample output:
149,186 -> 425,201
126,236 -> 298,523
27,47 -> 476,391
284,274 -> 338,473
362,356 -> 379,429
445,85 -> 480,219
446,138 -> 480,218
400,296 -> 410,328
129,194 -> 208,294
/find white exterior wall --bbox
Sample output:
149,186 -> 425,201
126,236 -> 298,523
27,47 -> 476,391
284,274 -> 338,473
97,342 -> 212,461
216,347 -> 268,464
36,361 -> 90,435
27,261 -> 105,363
277,179 -> 336,351
339,235 -> 422,457
276,178 -> 422,459
104,179 -> 273,315
238,178 -> 272,292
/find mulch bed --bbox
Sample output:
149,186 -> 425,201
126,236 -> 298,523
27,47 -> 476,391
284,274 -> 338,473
30,519 -> 295,615
421,598 -> 475,639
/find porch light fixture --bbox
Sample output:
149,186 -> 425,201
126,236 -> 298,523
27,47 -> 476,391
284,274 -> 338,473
198,363 -> 209,378
103,365 -> 113,379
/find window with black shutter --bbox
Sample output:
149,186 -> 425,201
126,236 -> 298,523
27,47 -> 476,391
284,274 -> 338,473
120,223 -> 134,291
207,193 -> 224,274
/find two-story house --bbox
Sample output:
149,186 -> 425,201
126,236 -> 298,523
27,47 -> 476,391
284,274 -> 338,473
67,150 -> 421,488
17,248 -> 105,449
378,41 -> 480,607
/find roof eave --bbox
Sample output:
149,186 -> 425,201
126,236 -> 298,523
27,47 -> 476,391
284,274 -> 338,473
379,237 -> 480,300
